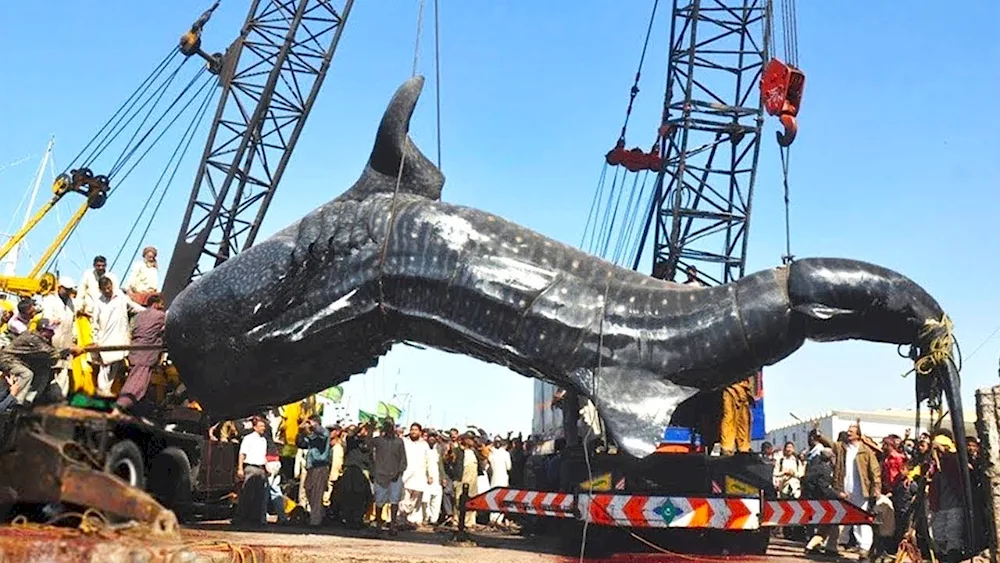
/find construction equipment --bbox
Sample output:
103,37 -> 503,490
0,0 -> 355,530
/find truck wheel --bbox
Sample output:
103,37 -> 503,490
147,447 -> 193,521
104,440 -> 146,490
739,529 -> 770,555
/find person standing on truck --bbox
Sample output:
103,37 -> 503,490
719,374 -> 755,455
234,416 -> 270,527
90,276 -> 145,398
77,255 -> 120,317
39,277 -> 77,398
111,294 -> 165,417
296,414 -> 331,527
372,417 -> 407,535
6,299 -> 35,337
124,246 -> 160,306
0,318 -> 84,411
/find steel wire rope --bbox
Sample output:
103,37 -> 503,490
108,64 -> 207,182
776,0 -> 799,265
66,47 -> 181,170
618,171 -> 654,265
433,0 -> 442,169
581,0 -> 660,255
104,58 -> 191,177
374,0 -> 425,314
623,172 -> 657,266
106,70 -> 214,194
44,71 -> 214,274
110,82 -> 218,273
580,164 -> 610,250
611,171 -> 647,264
90,56 -> 189,173
597,169 -> 628,259
591,166 -> 622,255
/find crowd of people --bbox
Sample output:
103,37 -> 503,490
231,414 -> 533,535
760,423 -> 988,562
0,249 -> 165,416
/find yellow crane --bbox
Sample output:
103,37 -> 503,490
0,167 -> 109,297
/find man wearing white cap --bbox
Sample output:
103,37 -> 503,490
39,276 -> 78,397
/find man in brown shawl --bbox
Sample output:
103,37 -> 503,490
112,294 -> 165,416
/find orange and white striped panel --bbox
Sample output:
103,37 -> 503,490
578,493 -> 761,530
465,487 -> 575,518
761,499 -> 871,527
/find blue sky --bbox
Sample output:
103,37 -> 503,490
1,1 -> 998,437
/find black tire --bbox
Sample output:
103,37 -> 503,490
104,440 -> 146,490
147,447 -> 193,521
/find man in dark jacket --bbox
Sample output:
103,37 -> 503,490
372,418 -> 406,534
296,414 -> 331,526
0,318 -> 83,410
803,448 -> 840,555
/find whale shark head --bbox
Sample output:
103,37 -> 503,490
165,75 -> 446,416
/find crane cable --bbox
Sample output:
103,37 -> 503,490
109,80 -> 219,273
581,0 -> 660,258
776,0 -> 799,265
43,69 -> 216,274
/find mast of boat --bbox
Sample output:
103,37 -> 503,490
2,137 -> 55,277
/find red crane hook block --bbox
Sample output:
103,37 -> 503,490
605,139 -> 663,173
760,58 -> 805,147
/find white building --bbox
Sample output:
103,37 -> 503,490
755,408 -> 978,453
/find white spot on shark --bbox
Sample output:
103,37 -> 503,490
429,214 -> 490,252
252,288 -> 359,341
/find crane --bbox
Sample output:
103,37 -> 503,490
161,0 -> 355,305
579,0 -> 804,448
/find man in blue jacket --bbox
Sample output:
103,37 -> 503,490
296,414 -> 331,526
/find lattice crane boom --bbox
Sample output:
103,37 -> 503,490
162,0 -> 355,305
648,0 -> 771,287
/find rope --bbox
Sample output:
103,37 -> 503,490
779,145 -> 793,264
899,314 -> 956,378
433,0 -> 442,169
374,0 -> 426,313
618,0 -> 660,141
66,47 -> 181,170
110,79 -> 217,272
578,276 -> 612,563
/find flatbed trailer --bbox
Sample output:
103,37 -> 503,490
0,403 -> 238,528
467,450 -> 872,557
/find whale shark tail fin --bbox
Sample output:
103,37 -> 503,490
569,367 -> 700,458
356,75 -> 444,201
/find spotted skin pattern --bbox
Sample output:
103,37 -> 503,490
165,77 -> 965,470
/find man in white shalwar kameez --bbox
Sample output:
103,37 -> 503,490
40,277 -> 78,397
488,437 -> 512,525
400,423 -> 432,526
91,276 -> 143,396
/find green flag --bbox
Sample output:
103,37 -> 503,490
376,401 -> 402,420
358,410 -> 377,423
321,385 -> 344,402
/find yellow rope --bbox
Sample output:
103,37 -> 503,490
901,314 -> 954,378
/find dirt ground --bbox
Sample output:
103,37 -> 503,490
0,520 -> 890,563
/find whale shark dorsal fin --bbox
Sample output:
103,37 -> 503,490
352,75 -> 445,201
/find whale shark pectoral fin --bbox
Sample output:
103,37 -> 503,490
360,75 -> 445,201
569,368 -> 700,458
